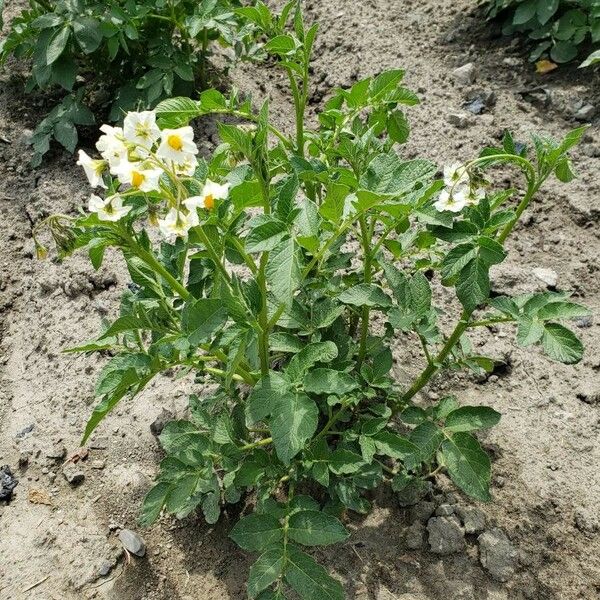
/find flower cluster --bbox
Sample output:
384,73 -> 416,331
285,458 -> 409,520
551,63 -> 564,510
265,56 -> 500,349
434,163 -> 484,213
76,111 -> 229,240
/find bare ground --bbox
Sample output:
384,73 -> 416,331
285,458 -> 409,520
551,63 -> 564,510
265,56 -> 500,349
1,1 -> 599,599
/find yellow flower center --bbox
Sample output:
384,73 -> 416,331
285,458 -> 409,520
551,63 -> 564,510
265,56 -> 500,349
168,134 -> 183,151
131,171 -> 145,188
204,194 -> 214,210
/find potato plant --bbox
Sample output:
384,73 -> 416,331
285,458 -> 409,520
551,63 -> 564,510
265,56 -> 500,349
34,2 -> 589,598
483,0 -> 600,66
0,0 -> 258,165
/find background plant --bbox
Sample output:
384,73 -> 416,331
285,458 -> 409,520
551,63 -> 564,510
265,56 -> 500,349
482,0 -> 600,67
0,0 -> 259,166
35,2 -> 589,598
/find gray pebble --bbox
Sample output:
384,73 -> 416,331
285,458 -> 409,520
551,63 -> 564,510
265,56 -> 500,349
456,506 -> 486,534
118,528 -> 146,557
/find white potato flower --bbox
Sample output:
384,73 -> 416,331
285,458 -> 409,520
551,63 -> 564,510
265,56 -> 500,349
123,111 -> 160,148
465,186 -> 485,207
184,179 -> 230,211
158,208 -> 199,240
96,125 -> 128,174
116,161 -> 162,192
88,193 -> 132,222
443,163 -> 469,187
434,187 -> 468,213
76,150 -> 107,188
174,156 -> 198,177
156,126 -> 198,164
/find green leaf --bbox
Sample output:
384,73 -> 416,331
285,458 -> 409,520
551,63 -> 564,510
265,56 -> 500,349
537,301 -> 590,321
456,257 -> 489,313
541,323 -> 583,364
159,420 -> 210,460
372,431 -> 417,460
409,272 -> 431,316
440,433 -> 491,502
155,97 -> 201,128
230,513 -> 283,551
444,406 -> 501,433
248,544 -> 286,599
288,510 -> 349,546
537,0 -> 559,25
73,17 -> 102,54
246,373 -> 290,424
139,482 -> 171,526
303,368 -> 359,396
580,50 -> 600,68
286,341 -> 338,382
266,237 -> 301,307
270,393 -> 319,464
182,298 -> 227,345
338,284 -> 393,308
387,110 -> 410,143
513,0 -> 537,25
551,41 -> 578,64
264,34 -> 296,55
516,316 -> 545,346
46,26 -> 70,65
246,217 -> 289,253
360,155 -> 435,196
53,119 -> 77,152
328,449 -> 364,475
284,544 -> 344,600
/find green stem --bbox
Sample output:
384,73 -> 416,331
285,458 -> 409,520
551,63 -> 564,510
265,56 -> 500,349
239,437 -> 272,452
357,216 -> 373,368
468,316 -> 516,328
135,246 -> 190,300
396,309 -> 471,409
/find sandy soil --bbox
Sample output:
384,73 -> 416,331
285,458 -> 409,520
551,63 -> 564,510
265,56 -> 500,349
1,1 -> 599,599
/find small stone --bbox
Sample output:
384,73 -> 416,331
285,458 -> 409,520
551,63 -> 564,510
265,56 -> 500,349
405,522 -> 426,550
16,424 -> 35,439
98,561 -> 113,577
532,267 -> 558,288
456,506 -> 486,534
574,315 -> 593,328
427,516 -> 466,554
435,504 -> 454,516
478,528 -> 517,582
0,465 -> 18,501
452,63 -> 476,86
573,104 -> 595,121
118,529 -> 146,557
150,408 -> 174,437
503,57 -> 521,67
45,444 -> 66,460
91,460 -> 106,470
62,463 -> 85,486
447,111 -> 472,129
409,500 -> 436,523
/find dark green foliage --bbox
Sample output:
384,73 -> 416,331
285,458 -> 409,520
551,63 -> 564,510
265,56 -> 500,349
483,0 -> 600,66
0,0 -> 257,164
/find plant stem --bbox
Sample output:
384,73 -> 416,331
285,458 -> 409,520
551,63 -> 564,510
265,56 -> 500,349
468,316 -> 516,328
199,29 -> 209,90
239,437 -> 272,452
135,246 -> 190,300
357,216 -> 373,368
396,309 -> 471,409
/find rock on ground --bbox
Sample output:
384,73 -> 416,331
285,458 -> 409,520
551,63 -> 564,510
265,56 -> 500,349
427,516 -> 466,554
478,528 -> 517,582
